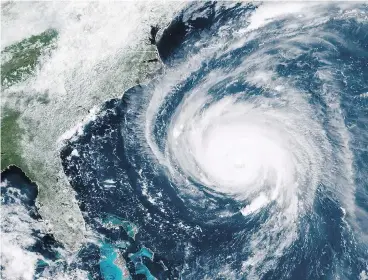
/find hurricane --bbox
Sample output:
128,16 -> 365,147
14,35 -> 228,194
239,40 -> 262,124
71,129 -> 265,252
2,2 -> 368,280
130,3 -> 367,278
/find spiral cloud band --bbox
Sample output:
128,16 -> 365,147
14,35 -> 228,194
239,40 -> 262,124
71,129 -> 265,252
141,2 -> 367,277
59,2 -> 368,279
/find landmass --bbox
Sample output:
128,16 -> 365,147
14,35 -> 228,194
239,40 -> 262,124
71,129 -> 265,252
1,2 -> 183,252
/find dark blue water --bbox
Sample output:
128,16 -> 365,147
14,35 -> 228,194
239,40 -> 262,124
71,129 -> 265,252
59,3 -> 368,279
2,2 -> 368,280
0,166 -> 62,278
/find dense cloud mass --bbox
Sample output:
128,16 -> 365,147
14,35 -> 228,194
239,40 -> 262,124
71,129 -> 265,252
1,2 -> 368,280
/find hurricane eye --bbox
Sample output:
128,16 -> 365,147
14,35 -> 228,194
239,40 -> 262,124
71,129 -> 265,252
3,2 -> 366,280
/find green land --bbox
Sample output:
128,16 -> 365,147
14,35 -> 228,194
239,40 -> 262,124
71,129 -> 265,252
1,28 -> 58,173
1,28 -> 58,88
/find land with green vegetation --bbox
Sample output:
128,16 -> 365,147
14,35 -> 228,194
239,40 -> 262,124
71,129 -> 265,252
1,109 -> 24,170
1,29 -> 58,88
1,29 -> 58,173
1,24 -> 165,252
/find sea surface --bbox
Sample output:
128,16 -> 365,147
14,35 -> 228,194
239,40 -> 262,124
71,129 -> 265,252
1,2 -> 368,280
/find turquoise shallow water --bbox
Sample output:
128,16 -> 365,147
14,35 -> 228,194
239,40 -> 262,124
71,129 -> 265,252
60,3 -> 368,279
1,2 -> 368,280
100,243 -> 131,280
